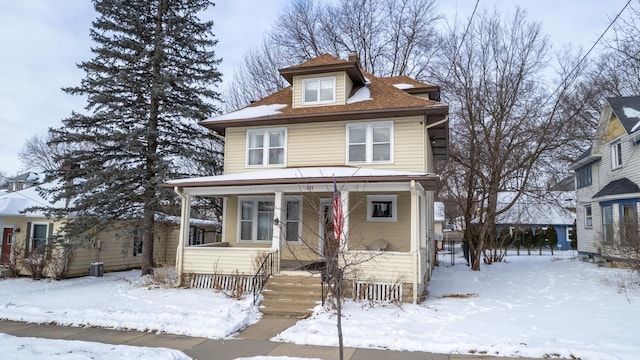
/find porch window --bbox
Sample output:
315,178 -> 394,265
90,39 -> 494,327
602,205 -> 613,243
303,76 -> 335,105
30,223 -> 49,253
284,198 -> 302,242
367,195 -> 398,222
347,121 -> 393,164
246,128 -> 286,167
584,205 -> 592,228
611,141 -> 622,170
239,198 -> 274,242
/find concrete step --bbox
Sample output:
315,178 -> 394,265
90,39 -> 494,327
259,274 -> 325,317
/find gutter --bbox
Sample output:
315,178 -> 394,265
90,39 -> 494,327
173,186 -> 187,287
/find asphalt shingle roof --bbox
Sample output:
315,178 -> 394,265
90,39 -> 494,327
592,178 -> 640,199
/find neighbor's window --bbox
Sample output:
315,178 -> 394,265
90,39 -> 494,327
189,227 -> 205,246
284,198 -> 302,242
239,197 -> 274,242
576,164 -> 592,188
602,205 -> 613,243
247,128 -> 286,167
30,223 -> 49,253
303,77 -> 335,104
621,204 -> 638,244
611,141 -> 622,169
584,205 -> 593,228
133,228 -> 143,256
367,195 -> 398,222
347,121 -> 393,164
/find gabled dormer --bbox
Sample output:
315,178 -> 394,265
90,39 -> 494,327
278,53 -> 366,108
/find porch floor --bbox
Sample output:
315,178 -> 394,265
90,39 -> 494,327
280,259 -> 325,272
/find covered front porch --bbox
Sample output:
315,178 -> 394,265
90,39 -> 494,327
167,167 -> 438,302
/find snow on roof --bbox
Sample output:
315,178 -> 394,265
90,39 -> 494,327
0,181 -> 69,217
626,106 -> 640,132
346,85 -> 372,104
202,104 -> 287,123
393,83 -> 415,90
166,167 -> 433,185
154,212 -> 218,227
494,192 -> 575,226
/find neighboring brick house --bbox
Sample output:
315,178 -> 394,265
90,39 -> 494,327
165,54 -> 449,303
572,96 -> 640,263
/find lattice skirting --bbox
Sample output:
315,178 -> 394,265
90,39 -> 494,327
189,273 -> 258,292
353,281 -> 403,302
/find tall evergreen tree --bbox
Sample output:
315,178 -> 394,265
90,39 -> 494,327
41,0 -> 222,275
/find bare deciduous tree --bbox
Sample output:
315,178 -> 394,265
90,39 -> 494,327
432,8 -> 583,270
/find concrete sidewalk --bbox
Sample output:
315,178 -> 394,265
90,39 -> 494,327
0,316 -> 540,360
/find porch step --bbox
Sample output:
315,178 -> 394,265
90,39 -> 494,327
259,273 -> 324,317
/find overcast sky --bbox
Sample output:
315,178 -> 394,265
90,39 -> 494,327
0,0 -> 631,177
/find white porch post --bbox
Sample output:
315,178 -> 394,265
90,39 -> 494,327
340,189 -> 349,250
272,191 -> 283,251
410,180 -> 419,302
174,187 -> 190,287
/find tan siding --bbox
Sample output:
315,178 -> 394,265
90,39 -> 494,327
604,117 -> 625,143
343,251 -> 413,283
223,116 -> 428,173
348,192 -> 411,251
220,195 -> 272,248
182,247 -> 273,274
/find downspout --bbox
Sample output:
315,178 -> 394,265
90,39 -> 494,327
410,180 -> 419,303
173,186 -> 189,287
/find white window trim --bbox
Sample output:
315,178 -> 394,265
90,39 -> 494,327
283,196 -> 303,243
611,141 -> 622,170
367,195 -> 398,222
584,204 -> 593,229
30,222 -> 49,252
346,121 -> 394,164
245,128 -> 287,168
237,196 -> 274,243
302,76 -> 336,105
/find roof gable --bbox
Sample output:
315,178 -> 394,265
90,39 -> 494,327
607,96 -> 640,135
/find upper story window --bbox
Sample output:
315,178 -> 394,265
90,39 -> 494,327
303,77 -> 335,105
347,121 -> 393,164
576,164 -> 592,189
247,128 -> 286,167
611,141 -> 622,170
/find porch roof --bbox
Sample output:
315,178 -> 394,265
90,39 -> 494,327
163,167 -> 439,191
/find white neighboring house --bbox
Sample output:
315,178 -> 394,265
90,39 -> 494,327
571,96 -> 640,263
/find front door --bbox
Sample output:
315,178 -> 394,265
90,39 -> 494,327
319,200 -> 336,258
1,228 -> 13,265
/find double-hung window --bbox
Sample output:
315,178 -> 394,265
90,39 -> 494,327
303,77 -> 335,105
347,121 -> 393,164
30,223 -> 49,253
247,128 -> 286,167
584,205 -> 593,228
611,141 -> 622,169
576,165 -> 592,188
284,197 -> 302,242
602,205 -> 613,243
239,198 -> 274,242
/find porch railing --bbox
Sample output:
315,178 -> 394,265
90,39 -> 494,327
252,250 -> 277,305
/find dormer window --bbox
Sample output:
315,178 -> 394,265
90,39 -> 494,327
303,77 -> 335,105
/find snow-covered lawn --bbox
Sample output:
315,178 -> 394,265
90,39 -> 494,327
0,270 -> 261,339
2,252 -> 640,359
276,252 -> 640,359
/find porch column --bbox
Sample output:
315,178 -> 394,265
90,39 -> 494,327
272,191 -> 283,251
410,180 -> 419,302
174,187 -> 190,286
340,189 -> 349,250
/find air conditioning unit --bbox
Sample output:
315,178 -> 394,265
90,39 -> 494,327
90,262 -> 104,277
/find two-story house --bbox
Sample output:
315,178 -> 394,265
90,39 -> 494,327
165,54 -> 449,304
572,96 -> 640,264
